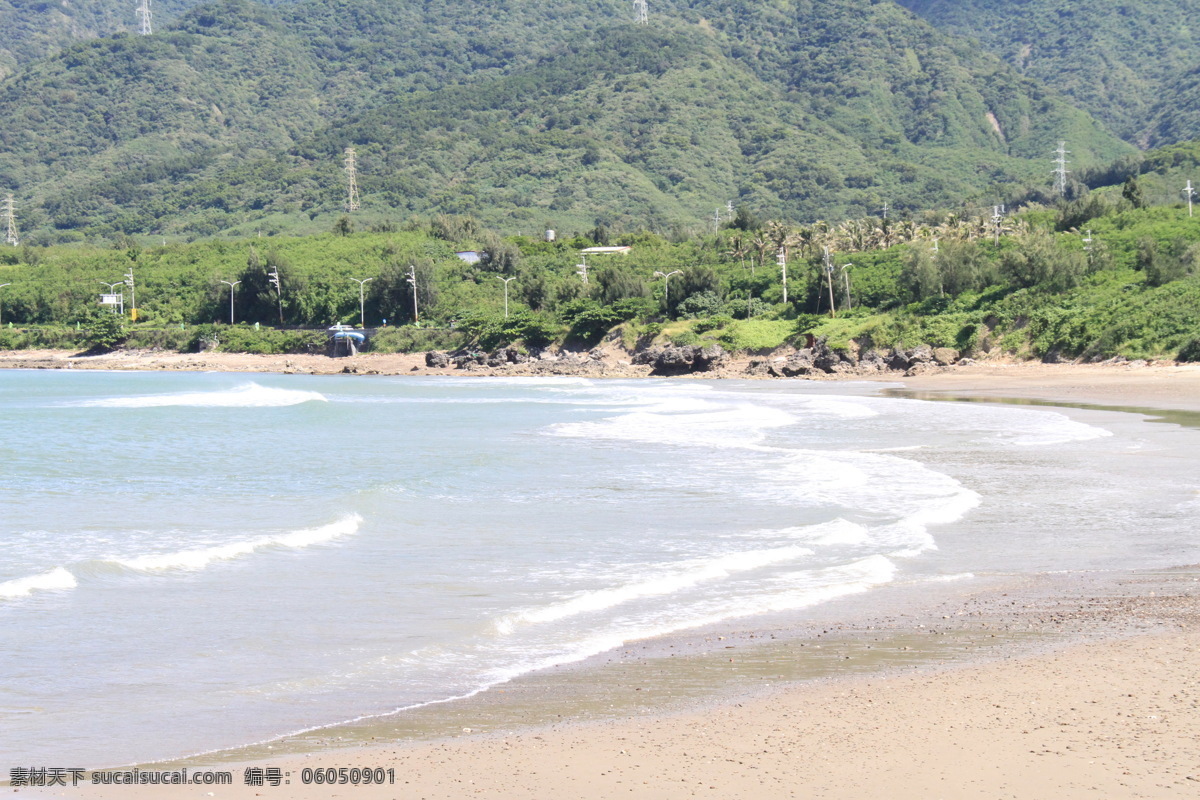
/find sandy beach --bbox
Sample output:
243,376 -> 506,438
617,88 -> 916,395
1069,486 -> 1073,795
7,352 -> 1200,799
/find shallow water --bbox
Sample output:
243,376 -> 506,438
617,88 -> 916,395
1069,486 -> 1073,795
1,372 -> 1197,766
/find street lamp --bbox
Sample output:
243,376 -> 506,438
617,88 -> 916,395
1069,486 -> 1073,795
653,270 -> 681,314
0,283 -> 9,325
350,277 -> 374,327
498,275 -> 516,319
220,280 -> 241,325
839,264 -> 853,312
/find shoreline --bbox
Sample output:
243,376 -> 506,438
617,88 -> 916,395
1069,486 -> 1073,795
11,356 -> 1200,798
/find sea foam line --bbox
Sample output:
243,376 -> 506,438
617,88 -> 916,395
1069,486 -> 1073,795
70,383 -> 327,409
0,567 -> 78,600
494,544 -> 816,635
106,514 -> 363,572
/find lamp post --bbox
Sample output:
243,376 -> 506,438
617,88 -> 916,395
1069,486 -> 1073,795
406,265 -> 419,327
653,270 -> 681,315
98,281 -> 123,316
498,275 -> 516,319
351,277 -> 374,327
839,263 -> 853,312
220,280 -> 241,325
0,283 -> 9,325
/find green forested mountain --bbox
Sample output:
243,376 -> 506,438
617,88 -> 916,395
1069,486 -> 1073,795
895,0 -> 1200,144
1145,66 -> 1200,149
1,0 -> 1132,241
0,0 -> 263,79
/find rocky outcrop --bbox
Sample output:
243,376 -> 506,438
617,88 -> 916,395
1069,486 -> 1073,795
633,344 -> 729,375
425,350 -> 450,368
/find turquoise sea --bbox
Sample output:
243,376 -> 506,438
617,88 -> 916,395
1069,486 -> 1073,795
1,371 -> 1197,766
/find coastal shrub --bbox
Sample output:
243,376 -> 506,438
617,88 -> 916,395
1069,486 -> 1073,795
1177,338 -> 1200,362
125,327 -> 192,351
0,327 -> 33,350
455,311 -> 559,350
370,326 -> 465,353
692,315 -> 733,333
80,309 -> 127,353
669,330 -> 701,346
186,324 -> 326,355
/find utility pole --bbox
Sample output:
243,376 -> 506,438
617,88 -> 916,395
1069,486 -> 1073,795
0,283 -> 10,326
124,266 -> 137,321
136,0 -> 152,35
713,207 -> 721,235
3,195 -> 17,246
991,204 -> 1005,246
498,275 -> 516,319
220,280 -> 240,325
406,265 -> 419,327
344,147 -> 360,212
268,266 -> 283,324
1053,141 -> 1070,196
881,200 -> 890,220
822,247 -> 836,318
653,270 -> 681,315
1185,180 -> 1195,218
350,277 -> 374,327
633,0 -> 647,25
931,238 -> 944,298
576,253 -> 589,285
777,247 -> 788,304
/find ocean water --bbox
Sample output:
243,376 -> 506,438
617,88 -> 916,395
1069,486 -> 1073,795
1,371 -> 1198,766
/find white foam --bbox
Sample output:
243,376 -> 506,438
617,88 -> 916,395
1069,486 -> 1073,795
1002,411 -> 1113,446
549,402 -> 797,449
109,514 -> 362,572
793,396 -> 879,419
72,383 -> 327,408
0,567 -> 77,600
495,544 -> 815,634
793,518 -> 873,546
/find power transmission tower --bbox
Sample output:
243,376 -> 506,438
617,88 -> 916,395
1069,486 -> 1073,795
880,200 -> 890,220
136,0 -> 152,35
991,204 -> 1004,246
633,0 -> 648,25
3,195 -> 17,246
1053,141 -> 1070,196
344,147 -> 360,212
713,207 -> 721,235
1185,180 -> 1195,218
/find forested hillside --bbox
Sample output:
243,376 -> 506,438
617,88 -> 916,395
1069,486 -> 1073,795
895,0 -> 1200,144
0,0 -> 1130,242
0,0 -> 258,78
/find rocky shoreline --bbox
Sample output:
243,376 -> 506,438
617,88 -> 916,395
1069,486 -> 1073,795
0,342 -> 1174,380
